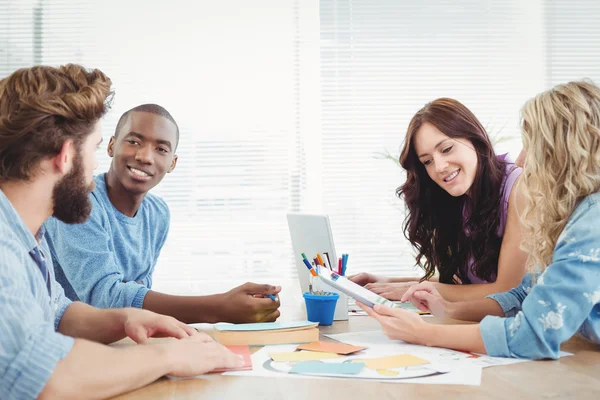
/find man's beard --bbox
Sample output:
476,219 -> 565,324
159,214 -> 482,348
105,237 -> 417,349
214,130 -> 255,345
52,154 -> 95,224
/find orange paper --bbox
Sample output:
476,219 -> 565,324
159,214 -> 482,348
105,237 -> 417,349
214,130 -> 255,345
296,341 -> 366,355
212,345 -> 253,372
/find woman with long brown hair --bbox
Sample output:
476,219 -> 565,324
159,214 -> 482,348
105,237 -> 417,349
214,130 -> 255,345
359,80 -> 600,359
351,98 -> 527,301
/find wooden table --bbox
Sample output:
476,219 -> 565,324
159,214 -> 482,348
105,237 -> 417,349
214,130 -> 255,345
111,307 -> 600,400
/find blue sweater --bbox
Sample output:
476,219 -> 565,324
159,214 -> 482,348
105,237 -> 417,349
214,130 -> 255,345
480,192 -> 600,359
44,173 -> 170,309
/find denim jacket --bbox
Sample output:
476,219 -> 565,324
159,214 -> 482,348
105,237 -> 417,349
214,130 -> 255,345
480,192 -> 600,359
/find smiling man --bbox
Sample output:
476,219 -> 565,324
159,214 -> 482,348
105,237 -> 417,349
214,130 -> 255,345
44,104 -> 282,324
0,66 -> 242,400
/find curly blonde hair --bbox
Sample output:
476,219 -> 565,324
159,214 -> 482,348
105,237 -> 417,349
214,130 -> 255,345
0,64 -> 113,182
519,80 -> 600,270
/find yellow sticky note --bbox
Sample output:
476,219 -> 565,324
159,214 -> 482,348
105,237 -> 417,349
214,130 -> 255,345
269,351 -> 340,362
358,354 -> 429,369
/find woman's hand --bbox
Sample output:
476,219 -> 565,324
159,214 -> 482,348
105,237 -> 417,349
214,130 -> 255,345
364,282 -> 419,300
356,302 -> 433,345
348,273 -> 391,286
401,281 -> 452,318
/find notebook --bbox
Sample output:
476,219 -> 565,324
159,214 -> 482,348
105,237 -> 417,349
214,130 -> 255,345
212,321 -> 319,346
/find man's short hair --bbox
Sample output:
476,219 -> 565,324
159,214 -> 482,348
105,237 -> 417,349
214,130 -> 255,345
0,64 -> 113,182
114,104 -> 179,149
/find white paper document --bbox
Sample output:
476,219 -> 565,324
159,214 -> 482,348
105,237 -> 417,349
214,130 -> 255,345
224,343 -> 483,385
325,331 -> 572,369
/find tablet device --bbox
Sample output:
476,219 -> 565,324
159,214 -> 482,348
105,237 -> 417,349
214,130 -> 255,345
317,265 -> 399,309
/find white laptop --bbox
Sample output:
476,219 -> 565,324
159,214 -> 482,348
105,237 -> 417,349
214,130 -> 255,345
286,213 -> 349,321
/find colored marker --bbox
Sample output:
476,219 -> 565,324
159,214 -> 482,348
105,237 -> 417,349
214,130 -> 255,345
266,294 -> 277,301
316,253 -> 324,267
302,257 -> 318,277
322,254 -> 332,271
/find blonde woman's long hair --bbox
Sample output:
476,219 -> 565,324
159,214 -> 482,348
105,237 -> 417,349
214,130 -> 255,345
520,80 -> 600,271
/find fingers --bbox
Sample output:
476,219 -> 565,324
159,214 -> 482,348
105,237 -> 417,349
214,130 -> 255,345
213,344 -> 244,369
372,303 -> 401,317
413,291 -> 435,313
364,283 -> 383,293
250,296 -> 281,310
356,301 -> 386,324
187,332 -> 215,343
260,309 -> 281,322
348,273 -> 368,286
128,324 -> 149,344
400,282 -> 431,302
409,293 -> 431,313
179,322 -> 198,337
156,322 -> 189,340
240,282 -> 281,295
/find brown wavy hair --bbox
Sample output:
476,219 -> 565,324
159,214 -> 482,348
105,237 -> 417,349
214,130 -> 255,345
0,64 -> 113,182
397,98 -> 507,284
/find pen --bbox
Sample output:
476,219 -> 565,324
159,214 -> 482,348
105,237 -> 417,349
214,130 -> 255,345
316,253 -> 324,267
302,257 -> 318,276
266,294 -> 277,301
322,254 -> 333,270
323,252 -> 333,270
342,253 -> 349,276
338,257 -> 343,275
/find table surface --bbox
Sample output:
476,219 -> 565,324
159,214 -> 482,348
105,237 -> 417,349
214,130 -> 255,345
110,301 -> 600,400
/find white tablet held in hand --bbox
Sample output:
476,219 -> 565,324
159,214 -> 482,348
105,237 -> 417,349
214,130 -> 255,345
317,266 -> 399,308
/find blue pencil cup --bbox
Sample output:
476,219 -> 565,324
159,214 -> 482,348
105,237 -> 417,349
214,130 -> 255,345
303,292 -> 339,326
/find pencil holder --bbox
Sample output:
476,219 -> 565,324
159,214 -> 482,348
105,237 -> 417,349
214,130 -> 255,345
303,292 -> 339,326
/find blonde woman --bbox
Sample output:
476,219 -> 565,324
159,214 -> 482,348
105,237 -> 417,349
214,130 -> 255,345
359,80 -> 600,359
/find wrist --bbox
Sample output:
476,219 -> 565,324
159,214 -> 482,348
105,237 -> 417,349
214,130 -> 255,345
421,323 -> 441,347
195,294 -> 224,324
445,301 -> 459,319
156,342 -> 177,374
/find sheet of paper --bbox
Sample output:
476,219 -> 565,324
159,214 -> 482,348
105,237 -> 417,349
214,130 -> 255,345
214,321 -> 317,332
325,331 -> 573,369
359,354 -> 429,369
296,341 -> 366,355
269,351 -> 340,362
224,344 -> 483,385
289,361 -> 365,375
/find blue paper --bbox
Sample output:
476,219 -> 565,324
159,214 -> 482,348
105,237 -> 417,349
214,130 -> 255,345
214,320 -> 316,332
289,361 -> 365,375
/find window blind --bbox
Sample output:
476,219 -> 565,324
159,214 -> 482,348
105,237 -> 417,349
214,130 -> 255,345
1,0 -> 598,296
319,0 -> 547,277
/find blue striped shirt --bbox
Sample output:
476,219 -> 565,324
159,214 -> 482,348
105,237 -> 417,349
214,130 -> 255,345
0,189 -> 74,400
